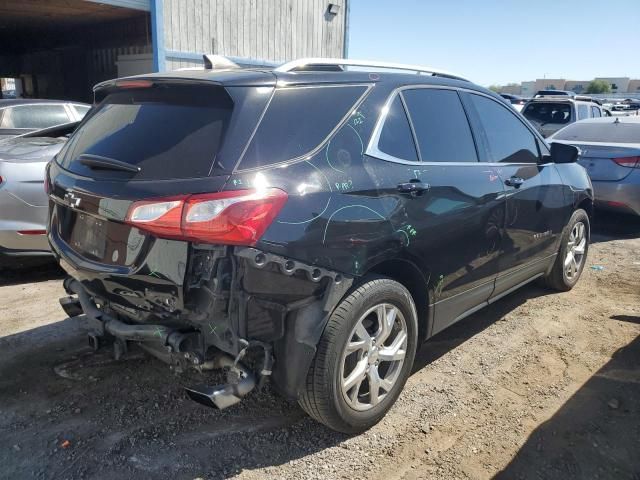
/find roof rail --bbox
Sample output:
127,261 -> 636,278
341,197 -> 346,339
274,58 -> 469,82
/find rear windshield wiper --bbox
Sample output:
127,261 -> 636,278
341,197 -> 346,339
78,154 -> 141,173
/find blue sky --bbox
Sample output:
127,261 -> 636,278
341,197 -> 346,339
347,0 -> 640,86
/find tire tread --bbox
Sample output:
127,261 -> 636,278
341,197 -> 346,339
299,278 -> 416,432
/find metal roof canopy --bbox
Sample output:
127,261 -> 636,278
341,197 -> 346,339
86,0 -> 150,11
0,0 -> 148,31
0,0 -> 150,56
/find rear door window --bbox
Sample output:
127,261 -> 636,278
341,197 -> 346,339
467,93 -> 540,163
376,95 -> 418,161
402,88 -> 477,162
591,106 -> 601,118
238,85 -> 368,170
0,104 -> 71,129
57,84 -> 233,180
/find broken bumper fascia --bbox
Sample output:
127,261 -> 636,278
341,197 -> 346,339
60,246 -> 353,399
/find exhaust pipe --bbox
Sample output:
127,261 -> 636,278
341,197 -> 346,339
63,278 -> 171,343
63,278 -> 257,409
185,354 -> 256,410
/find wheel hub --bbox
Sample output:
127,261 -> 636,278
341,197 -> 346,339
564,221 -> 587,280
340,303 -> 408,411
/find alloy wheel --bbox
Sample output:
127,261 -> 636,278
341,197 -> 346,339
565,221 -> 587,280
340,303 -> 408,411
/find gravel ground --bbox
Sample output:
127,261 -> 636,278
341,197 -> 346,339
1,215 -> 639,480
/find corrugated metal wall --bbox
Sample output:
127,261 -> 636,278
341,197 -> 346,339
89,45 -> 152,85
162,0 -> 346,70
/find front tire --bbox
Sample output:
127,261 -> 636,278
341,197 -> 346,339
542,208 -> 590,291
299,277 -> 418,433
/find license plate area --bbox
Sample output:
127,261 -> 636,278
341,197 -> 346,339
69,213 -> 107,260
57,205 -> 148,267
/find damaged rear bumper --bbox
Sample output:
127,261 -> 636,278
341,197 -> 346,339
59,246 -> 353,404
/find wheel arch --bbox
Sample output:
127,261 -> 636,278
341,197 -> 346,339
367,258 -> 432,343
577,196 -> 594,221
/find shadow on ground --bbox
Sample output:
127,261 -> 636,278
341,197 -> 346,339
495,331 -> 640,480
414,282 -> 553,372
0,260 -> 63,287
591,211 -> 640,244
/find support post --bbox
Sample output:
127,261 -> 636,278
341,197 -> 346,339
151,0 -> 166,72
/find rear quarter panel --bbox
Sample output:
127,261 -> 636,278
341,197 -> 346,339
0,144 -> 56,251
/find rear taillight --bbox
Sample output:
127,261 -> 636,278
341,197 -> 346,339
125,188 -> 288,246
613,156 -> 640,168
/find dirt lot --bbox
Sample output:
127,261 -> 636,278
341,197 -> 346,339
1,216 -> 639,480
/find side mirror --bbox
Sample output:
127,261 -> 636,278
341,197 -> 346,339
548,142 -> 579,164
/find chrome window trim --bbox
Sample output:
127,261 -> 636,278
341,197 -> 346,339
398,91 -> 422,161
367,85 -> 483,164
366,84 -> 547,166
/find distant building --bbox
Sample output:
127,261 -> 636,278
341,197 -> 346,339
595,77 -> 631,93
499,84 -> 521,95
494,77 -> 640,97
534,79 -> 567,93
521,81 -> 535,97
628,80 -> 640,94
565,81 -> 590,94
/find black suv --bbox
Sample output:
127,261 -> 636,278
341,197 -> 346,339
47,59 -> 592,433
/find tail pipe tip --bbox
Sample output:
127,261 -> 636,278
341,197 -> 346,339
185,355 -> 256,410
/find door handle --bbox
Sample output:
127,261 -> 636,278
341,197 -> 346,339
397,181 -> 430,196
504,176 -> 525,188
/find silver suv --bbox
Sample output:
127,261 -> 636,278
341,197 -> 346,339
522,95 -> 604,137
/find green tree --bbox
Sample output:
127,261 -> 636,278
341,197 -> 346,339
586,80 -> 611,94
488,84 -> 501,93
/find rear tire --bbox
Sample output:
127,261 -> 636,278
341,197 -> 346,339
542,209 -> 590,291
299,277 -> 418,433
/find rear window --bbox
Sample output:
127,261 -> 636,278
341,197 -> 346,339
552,121 -> 640,144
536,90 -> 569,96
57,84 -> 233,180
523,102 -> 572,124
237,85 -> 367,170
1,104 -> 70,129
